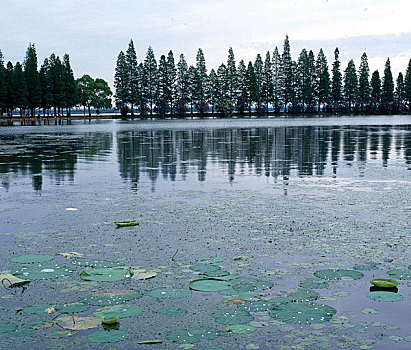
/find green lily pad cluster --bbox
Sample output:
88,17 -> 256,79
80,267 -> 132,282
93,304 -> 144,319
10,254 -> 55,264
88,330 -> 128,343
12,264 -> 75,280
270,302 -> 336,324
366,291 -> 403,302
313,269 -> 364,280
82,290 -> 143,306
211,309 -> 254,325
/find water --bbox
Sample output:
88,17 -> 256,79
0,116 -> 410,349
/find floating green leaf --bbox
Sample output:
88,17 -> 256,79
270,302 -> 336,324
226,324 -> 256,334
0,322 -> 17,335
12,264 -> 74,280
114,220 -> 139,228
80,267 -> 132,282
10,254 -> 55,264
190,264 -> 221,274
236,300 -> 273,312
353,264 -> 378,271
166,327 -> 221,343
71,258 -> 121,268
299,278 -> 329,289
201,270 -> 230,278
82,290 -> 143,306
370,279 -> 398,288
93,304 -> 143,319
88,330 -> 128,343
56,302 -> 90,313
387,269 -> 411,280
22,303 -> 54,314
147,287 -> 191,299
313,269 -> 364,280
189,278 -> 230,292
239,278 -> 274,290
366,291 -> 403,302
157,307 -> 187,316
211,309 -> 254,325
232,282 -> 257,293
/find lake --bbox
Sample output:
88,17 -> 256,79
0,116 -> 410,349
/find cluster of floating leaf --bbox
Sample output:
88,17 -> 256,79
1,252 -> 410,346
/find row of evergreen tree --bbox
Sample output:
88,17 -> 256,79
114,36 -> 411,117
0,44 -> 112,117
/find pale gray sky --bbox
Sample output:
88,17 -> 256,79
1,0 -> 410,87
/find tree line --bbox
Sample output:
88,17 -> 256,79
114,36 -> 411,117
0,44 -> 112,117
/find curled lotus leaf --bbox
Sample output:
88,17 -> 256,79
147,287 -> 191,299
166,327 -> 221,343
370,279 -> 398,288
88,330 -> 128,343
12,264 -> 74,280
386,269 -> 411,280
299,278 -> 329,289
366,291 -> 403,302
82,290 -> 143,306
313,269 -> 364,280
93,304 -> 144,319
211,309 -> 254,325
270,302 -> 336,324
10,254 -> 55,264
189,278 -> 230,292
80,267 -> 132,282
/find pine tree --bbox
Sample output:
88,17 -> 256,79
395,72 -> 405,112
143,46 -> 157,115
156,55 -> 169,117
381,58 -> 394,110
187,65 -> 197,115
244,62 -> 258,114
297,49 -> 310,112
137,62 -> 147,115
404,59 -> 411,110
343,59 -> 358,112
114,51 -> 129,116
271,47 -> 282,114
236,60 -> 247,114
12,62 -> 28,115
177,54 -> 189,110
39,58 -> 52,116
0,50 -> 6,112
357,52 -> 371,112
208,69 -> 218,113
166,50 -> 176,115
306,50 -> 316,112
331,48 -> 343,113
226,47 -> 238,107
62,54 -> 77,115
315,48 -> 330,112
49,54 -> 65,115
370,70 -> 381,112
194,48 -> 208,115
24,43 -> 41,116
5,62 -> 14,114
262,51 -> 272,113
216,63 -> 230,115
281,35 -> 293,113
254,54 -> 263,114
126,39 -> 139,115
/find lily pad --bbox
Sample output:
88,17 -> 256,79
366,291 -> 403,302
93,304 -> 144,319
82,290 -> 143,306
226,324 -> 256,334
56,302 -> 90,313
237,300 -> 273,312
239,278 -> 274,290
5,322 -> 38,338
22,303 -> 55,315
299,278 -> 329,289
370,279 -> 398,288
201,270 -> 231,278
71,258 -> 121,268
80,267 -> 132,282
0,322 -> 17,335
198,257 -> 224,264
55,316 -> 101,330
190,264 -> 221,274
270,302 -> 336,324
387,269 -> 411,280
10,254 -> 55,264
232,282 -> 257,293
314,269 -> 364,280
12,264 -> 74,280
353,264 -> 378,271
189,278 -> 230,292
271,289 -> 320,305
166,327 -> 221,343
147,287 -> 192,299
211,309 -> 254,325
88,330 -> 128,343
157,307 -> 187,316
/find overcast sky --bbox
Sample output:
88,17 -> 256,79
1,0 -> 410,87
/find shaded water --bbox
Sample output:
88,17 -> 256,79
0,116 -> 410,349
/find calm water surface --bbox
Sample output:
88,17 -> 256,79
0,116 -> 410,349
